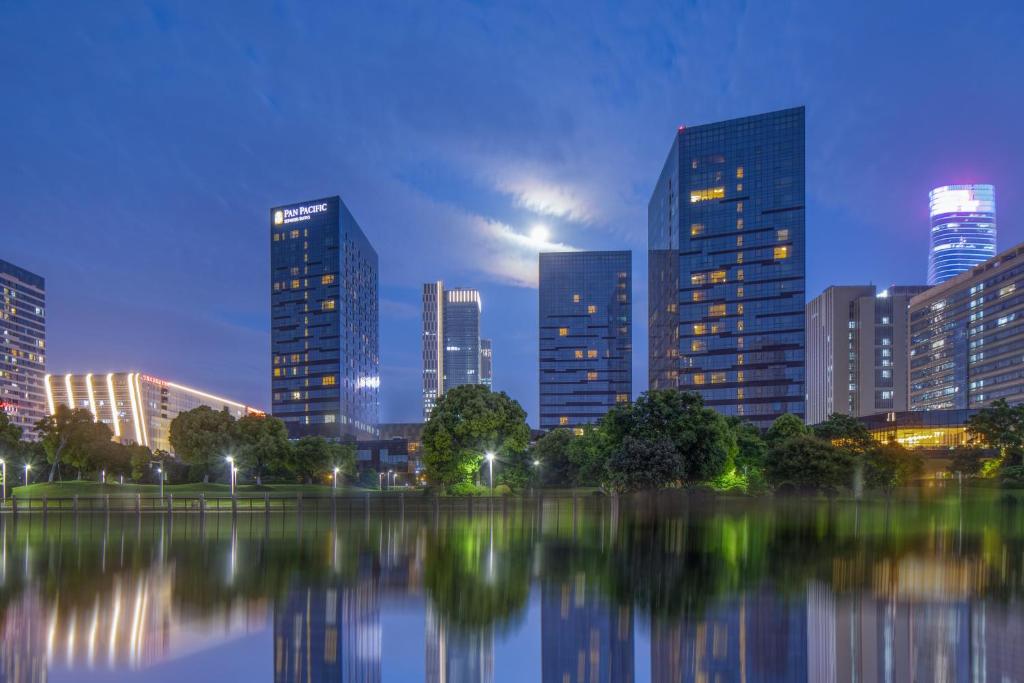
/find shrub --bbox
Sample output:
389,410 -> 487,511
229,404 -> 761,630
447,482 -> 487,496
999,464 -> 1024,489
494,484 -> 512,496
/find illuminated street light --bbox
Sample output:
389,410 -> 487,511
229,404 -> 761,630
0,459 -> 5,502
226,456 -> 235,496
333,467 -> 339,492
24,463 -> 30,487
485,452 -> 495,493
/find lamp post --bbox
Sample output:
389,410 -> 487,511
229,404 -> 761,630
226,456 -> 235,496
378,471 -> 385,491
333,467 -> 339,493
388,469 -> 394,488
24,463 -> 30,487
101,469 -> 106,484
485,452 -> 494,493
0,459 -> 5,503
157,467 -> 164,498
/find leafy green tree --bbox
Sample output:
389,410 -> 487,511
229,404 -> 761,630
967,399 -> 1024,464
169,406 -> 235,482
233,414 -> 290,485
531,429 -> 575,487
764,434 -> 855,494
422,385 -> 530,490
0,411 -> 22,456
495,450 -> 538,492
864,442 -> 923,492
566,425 -> 612,486
947,447 -> 988,477
728,418 -> 767,474
287,437 -> 356,484
34,405 -> 113,480
812,413 -> 875,454
765,413 -> 807,447
606,436 -> 680,492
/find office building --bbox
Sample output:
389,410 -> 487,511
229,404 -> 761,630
45,372 -> 262,453
910,241 -> 1024,410
480,338 -> 492,388
649,107 -> 806,427
539,251 -> 631,431
422,282 -> 483,420
806,285 -> 927,424
0,259 -> 46,436
271,196 -> 380,440
927,184 -> 997,286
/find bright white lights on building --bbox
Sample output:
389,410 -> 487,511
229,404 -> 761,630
356,376 -> 381,389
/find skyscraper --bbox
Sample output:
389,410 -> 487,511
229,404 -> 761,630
0,259 -> 45,436
421,282 -> 483,420
649,107 -> 806,427
927,184 -> 996,286
539,251 -> 631,431
805,285 -> 927,424
271,196 -> 379,440
479,338 -> 492,388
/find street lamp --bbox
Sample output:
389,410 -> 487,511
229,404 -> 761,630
485,452 -> 494,493
0,459 -> 5,502
23,463 -> 30,487
388,469 -> 394,488
378,471 -> 385,491
226,456 -> 235,496
157,467 -> 164,498
333,467 -> 339,492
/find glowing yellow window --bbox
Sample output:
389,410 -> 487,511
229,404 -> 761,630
737,252 -> 744,264
737,388 -> 744,400
774,246 -> 790,260
573,428 -> 584,436
587,371 -> 598,381
709,304 -> 726,317
572,294 -> 580,303
321,274 -> 336,285
559,416 -> 569,426
322,375 -> 336,386
587,305 -> 597,314
616,393 -> 629,403
736,183 -> 743,192
690,224 -> 704,236
322,299 -> 336,310
693,324 -> 706,335
711,372 -> 726,384
692,291 -> 704,302
736,166 -> 744,179
776,229 -> 789,241
737,354 -> 744,365
290,229 -> 300,239
693,373 -> 705,385
710,324 -> 720,334
737,320 -> 745,331
273,368 -> 281,377
710,270 -> 727,284
587,349 -> 598,359
691,273 -> 707,285
574,349 -> 584,359
691,340 -> 705,352
690,187 -> 725,203
737,303 -> 744,314
291,279 -> 301,289
559,328 -> 569,337
737,370 -> 745,381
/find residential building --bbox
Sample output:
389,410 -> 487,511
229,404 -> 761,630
539,251 -> 631,431
927,184 -> 997,286
45,372 -> 262,453
649,107 -> 806,427
806,285 -> 927,424
910,241 -> 1024,410
271,196 -> 380,440
0,259 -> 45,436
421,282 -> 483,420
480,338 -> 492,388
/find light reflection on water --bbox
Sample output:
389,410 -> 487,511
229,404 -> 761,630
0,493 -> 1022,682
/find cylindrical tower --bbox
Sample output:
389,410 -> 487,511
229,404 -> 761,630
928,184 -> 996,285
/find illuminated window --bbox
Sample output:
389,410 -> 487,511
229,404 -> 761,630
776,229 -> 789,241
737,337 -> 744,348
573,428 -> 584,436
692,291 -> 704,302
737,370 -> 745,382
291,279 -> 301,289
321,274 -> 336,285
290,230 -> 300,239
587,371 -> 598,381
774,246 -> 790,260
693,324 -> 706,335
574,349 -> 584,359
290,391 -> 301,400
737,269 -> 744,281
690,187 -> 725,203
587,305 -> 597,314
737,286 -> 744,298
616,393 -> 629,403
711,372 -> 726,384
737,320 -> 745,331
587,349 -> 598,359
736,218 -> 744,230
736,166 -> 744,179
690,224 -> 704,236
322,299 -> 336,310
273,368 -> 281,377
693,373 -> 705,385
736,235 -> 743,247
736,183 -> 743,192
322,375 -> 336,386
737,388 -> 744,399
737,303 -> 744,314
737,252 -> 744,264
572,294 -> 580,303
709,304 -> 726,317
559,328 -> 569,336
737,354 -> 744,365
691,273 -> 707,285
710,270 -> 727,284
559,416 -> 569,426
691,340 -> 705,352
1000,284 -> 1016,297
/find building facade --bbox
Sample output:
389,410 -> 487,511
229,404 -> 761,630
806,285 -> 927,424
539,251 -> 631,431
421,282 -> 483,420
271,196 -> 380,440
927,184 -> 997,286
648,107 -> 806,427
480,338 -> 492,388
45,372 -> 262,453
910,241 -> 1024,410
0,259 -> 46,436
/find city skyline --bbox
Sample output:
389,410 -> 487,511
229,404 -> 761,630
3,2 -> 1023,427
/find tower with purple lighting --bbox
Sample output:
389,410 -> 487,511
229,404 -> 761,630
927,184 -> 997,285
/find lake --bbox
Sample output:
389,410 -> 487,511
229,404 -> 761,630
0,491 -> 1021,682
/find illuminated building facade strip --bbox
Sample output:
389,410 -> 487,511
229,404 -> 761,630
927,184 -> 996,286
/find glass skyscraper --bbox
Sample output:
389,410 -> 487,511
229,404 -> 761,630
480,338 -> 492,388
927,184 -> 996,286
0,259 -> 46,435
649,107 -> 806,427
539,251 -> 631,431
271,196 -> 379,440
421,282 -> 483,420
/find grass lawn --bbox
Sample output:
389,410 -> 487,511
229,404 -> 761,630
8,481 -> 373,498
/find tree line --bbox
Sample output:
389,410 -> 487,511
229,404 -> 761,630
0,405 -> 355,486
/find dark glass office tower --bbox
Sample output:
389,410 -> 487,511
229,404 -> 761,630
649,107 -> 806,427
271,196 -> 379,440
539,251 -> 631,431
421,282 -> 483,420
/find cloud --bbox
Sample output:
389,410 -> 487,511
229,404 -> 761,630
471,217 -> 580,288
493,172 -> 597,223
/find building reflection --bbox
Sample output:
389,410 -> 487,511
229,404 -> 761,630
542,573 -> 633,683
0,590 -> 46,683
425,604 -> 493,683
273,581 -> 381,683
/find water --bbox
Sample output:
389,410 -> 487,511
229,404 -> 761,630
1,492 -> 1022,682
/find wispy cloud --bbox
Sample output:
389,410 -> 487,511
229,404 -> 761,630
493,172 -> 596,223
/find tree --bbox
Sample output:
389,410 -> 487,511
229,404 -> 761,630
34,406 -> 113,481
728,418 -> 767,474
495,450 -> 538,492
288,437 -> 356,484
947,447 -> 988,477
421,385 -> 530,490
812,413 -> 874,454
232,414 -> 290,485
169,406 -> 235,482
864,443 -> 923,492
606,436 -> 680,492
967,399 -> 1024,464
765,413 -> 807,447
565,425 -> 612,486
531,429 -> 575,487
764,434 -> 855,494
0,411 -> 22,456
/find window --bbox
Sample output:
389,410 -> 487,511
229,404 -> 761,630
572,294 -> 580,303
736,166 -> 744,179
737,354 -> 744,365
559,416 -> 569,426
321,274 -> 336,285
324,415 -> 336,424
587,349 -> 598,359
711,372 -> 726,384
737,286 -> 744,298
693,291 -> 704,302
573,428 -> 584,436
587,305 -> 597,314
586,371 -> 598,381
737,370 -> 744,382
291,279 -> 300,289
773,246 -> 790,260
690,187 -> 725,203
776,229 -> 789,241
709,304 -> 726,317
693,373 -> 705,385
737,303 -> 744,315
322,375 -> 336,386
322,299 -> 336,310
736,252 -> 744,264
691,273 -> 707,286
691,340 -> 705,352
737,269 -> 744,281
616,393 -> 629,404
690,224 -> 704,236
736,218 -> 744,230
736,235 -> 743,247
574,349 -> 584,359
693,324 -> 706,335
559,327 -> 569,337
710,270 -> 727,284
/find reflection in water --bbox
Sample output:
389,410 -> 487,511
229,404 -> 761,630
0,495 -> 1022,681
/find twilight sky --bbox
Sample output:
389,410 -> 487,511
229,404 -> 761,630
2,1 -> 1022,426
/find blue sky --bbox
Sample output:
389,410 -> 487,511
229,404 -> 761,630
2,1 -> 1022,425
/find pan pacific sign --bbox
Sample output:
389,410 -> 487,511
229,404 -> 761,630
273,201 -> 331,226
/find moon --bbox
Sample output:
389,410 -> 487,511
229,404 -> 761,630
530,224 -> 550,243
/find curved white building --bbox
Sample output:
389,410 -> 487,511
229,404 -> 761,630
928,184 -> 996,285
